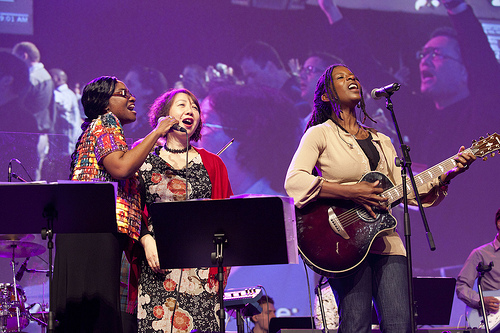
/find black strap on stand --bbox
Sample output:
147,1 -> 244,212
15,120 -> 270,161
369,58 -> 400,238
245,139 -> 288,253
149,195 -> 297,333
382,88 -> 435,333
476,261 -> 494,333
0,182 -> 117,333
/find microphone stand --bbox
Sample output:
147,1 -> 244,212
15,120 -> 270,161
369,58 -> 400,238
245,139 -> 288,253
315,276 -> 329,333
384,93 -> 435,333
476,261 -> 494,333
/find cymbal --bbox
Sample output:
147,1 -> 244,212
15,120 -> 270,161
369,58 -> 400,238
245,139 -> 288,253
0,234 -> 35,242
0,241 -> 45,258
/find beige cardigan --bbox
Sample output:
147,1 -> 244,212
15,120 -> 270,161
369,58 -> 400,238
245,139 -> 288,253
285,119 -> 446,256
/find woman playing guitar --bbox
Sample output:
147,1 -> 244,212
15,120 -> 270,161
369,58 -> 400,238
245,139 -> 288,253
284,64 -> 475,333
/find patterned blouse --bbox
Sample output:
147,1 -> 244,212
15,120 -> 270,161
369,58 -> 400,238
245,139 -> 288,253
70,112 -> 141,240
137,148 -> 225,333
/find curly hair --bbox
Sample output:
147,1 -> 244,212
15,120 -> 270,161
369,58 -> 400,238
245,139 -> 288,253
305,64 -> 373,131
148,88 -> 203,142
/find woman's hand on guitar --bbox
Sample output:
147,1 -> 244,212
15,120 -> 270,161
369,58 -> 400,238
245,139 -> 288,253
350,180 -> 388,218
442,146 -> 477,183
484,296 -> 500,313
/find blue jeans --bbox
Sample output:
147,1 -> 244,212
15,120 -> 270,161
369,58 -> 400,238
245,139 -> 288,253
328,254 -> 411,333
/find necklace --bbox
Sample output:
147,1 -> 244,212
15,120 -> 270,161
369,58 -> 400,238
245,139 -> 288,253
163,143 -> 190,154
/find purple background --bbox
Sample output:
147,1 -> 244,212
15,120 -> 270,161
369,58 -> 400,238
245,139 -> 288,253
1,1 -> 500,331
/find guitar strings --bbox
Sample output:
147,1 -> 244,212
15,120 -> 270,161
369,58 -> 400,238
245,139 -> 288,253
334,149 -> 472,229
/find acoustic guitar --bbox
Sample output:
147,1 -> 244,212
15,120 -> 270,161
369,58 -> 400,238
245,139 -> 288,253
296,133 -> 500,276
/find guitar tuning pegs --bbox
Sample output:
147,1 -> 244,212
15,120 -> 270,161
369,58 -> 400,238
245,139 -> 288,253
483,156 -> 488,161
492,153 -> 496,157
472,140 -> 477,144
480,136 -> 485,140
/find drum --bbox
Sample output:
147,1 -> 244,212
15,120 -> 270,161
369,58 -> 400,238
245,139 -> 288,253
0,283 -> 29,332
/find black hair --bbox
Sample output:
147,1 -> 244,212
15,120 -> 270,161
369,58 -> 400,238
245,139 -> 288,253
249,295 -> 275,322
70,76 -> 118,176
430,26 -> 458,41
305,64 -> 373,131
128,65 -> 168,101
237,41 -> 285,70
0,52 -> 30,95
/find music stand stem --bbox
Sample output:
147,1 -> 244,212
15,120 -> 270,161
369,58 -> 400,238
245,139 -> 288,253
42,205 -> 56,333
212,233 -> 227,333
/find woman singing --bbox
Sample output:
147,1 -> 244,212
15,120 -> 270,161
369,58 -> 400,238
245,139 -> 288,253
54,76 -> 176,332
137,89 -> 232,332
284,64 -> 475,333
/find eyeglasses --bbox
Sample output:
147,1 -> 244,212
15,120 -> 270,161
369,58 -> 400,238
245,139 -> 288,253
112,90 -> 135,99
300,65 -> 323,76
416,47 -> 462,63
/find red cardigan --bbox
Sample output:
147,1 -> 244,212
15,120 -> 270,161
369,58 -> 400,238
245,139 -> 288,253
127,147 -> 233,312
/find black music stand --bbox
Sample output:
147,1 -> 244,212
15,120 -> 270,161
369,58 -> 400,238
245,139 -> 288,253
149,195 -> 298,333
0,181 -> 118,332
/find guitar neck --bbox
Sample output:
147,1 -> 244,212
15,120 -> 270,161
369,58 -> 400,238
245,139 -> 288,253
383,147 -> 473,205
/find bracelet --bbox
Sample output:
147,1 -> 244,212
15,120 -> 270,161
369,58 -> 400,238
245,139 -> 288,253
438,175 -> 450,187
442,0 -> 465,10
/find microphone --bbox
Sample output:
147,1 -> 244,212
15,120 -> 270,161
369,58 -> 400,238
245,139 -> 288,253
16,257 -> 29,282
172,123 -> 187,133
371,83 -> 401,100
158,117 -> 187,133
8,160 -> 12,182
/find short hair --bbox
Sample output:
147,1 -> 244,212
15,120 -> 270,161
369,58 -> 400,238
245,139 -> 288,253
128,65 -> 168,101
249,295 -> 275,322
258,295 -> 274,306
0,51 -> 30,94
148,88 -> 203,142
430,26 -> 458,41
429,27 -> 462,60
12,41 -> 41,62
238,41 -> 285,70
496,208 -> 500,226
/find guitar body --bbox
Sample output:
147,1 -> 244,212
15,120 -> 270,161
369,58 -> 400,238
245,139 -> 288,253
296,171 -> 397,276
466,291 -> 500,332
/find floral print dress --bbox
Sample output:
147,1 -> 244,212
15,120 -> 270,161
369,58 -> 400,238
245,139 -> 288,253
137,148 -> 222,333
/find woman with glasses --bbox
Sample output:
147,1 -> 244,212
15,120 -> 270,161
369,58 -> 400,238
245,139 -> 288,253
53,76 -> 177,333
285,64 -> 475,333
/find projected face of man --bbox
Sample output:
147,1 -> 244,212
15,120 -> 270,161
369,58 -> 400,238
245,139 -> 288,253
419,35 -> 469,109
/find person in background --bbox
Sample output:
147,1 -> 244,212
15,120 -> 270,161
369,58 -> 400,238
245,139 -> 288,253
0,51 -> 35,133
456,208 -> 500,317
250,295 -> 276,333
123,65 -> 168,139
237,41 -> 301,105
12,41 -> 55,180
199,84 -> 300,195
137,88 -> 232,332
53,76 -> 175,332
284,64 -> 475,332
50,68 -> 82,155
